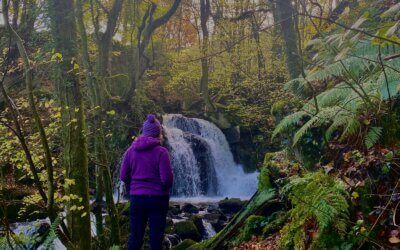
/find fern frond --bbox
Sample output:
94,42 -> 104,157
340,118 -> 361,141
365,126 -> 383,149
284,78 -> 312,98
292,106 -> 341,145
279,172 -> 349,249
41,217 -> 61,250
272,111 -> 310,139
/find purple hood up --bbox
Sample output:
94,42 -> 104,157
120,136 -> 174,196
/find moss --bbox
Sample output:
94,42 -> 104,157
172,239 -> 197,250
258,167 -> 272,190
271,100 -> 288,117
190,215 -> 205,235
258,152 -> 281,190
234,215 -> 267,244
174,221 -> 202,242
262,211 -> 288,236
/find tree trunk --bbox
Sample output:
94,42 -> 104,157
124,0 -> 181,102
48,0 -> 92,248
275,0 -> 301,79
199,0 -> 215,113
77,0 -> 121,245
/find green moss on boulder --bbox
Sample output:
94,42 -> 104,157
174,221 -> 201,242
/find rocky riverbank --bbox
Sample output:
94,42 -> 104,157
118,197 -> 248,249
3,197 -> 248,249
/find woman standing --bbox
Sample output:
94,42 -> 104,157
120,114 -> 174,250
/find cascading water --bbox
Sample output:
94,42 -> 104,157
163,114 -> 258,197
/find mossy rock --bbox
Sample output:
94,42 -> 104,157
182,203 -> 199,214
190,215 -> 205,236
165,218 -> 175,234
169,204 -> 181,215
172,239 -> 196,250
174,221 -> 201,242
218,198 -> 245,214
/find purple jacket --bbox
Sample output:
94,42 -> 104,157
120,136 -> 174,196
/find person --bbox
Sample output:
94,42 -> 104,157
120,114 -> 174,250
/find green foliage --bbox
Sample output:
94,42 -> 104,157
233,215 -> 268,244
279,172 -> 349,249
364,126 -> 383,149
173,239 -> 197,250
41,217 -> 61,250
258,167 -> 272,191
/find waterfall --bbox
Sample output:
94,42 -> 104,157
202,219 -> 216,239
163,114 -> 258,197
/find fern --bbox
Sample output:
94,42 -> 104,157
41,217 -> 61,250
365,126 -> 383,149
284,78 -> 312,98
279,172 -> 349,249
272,111 -> 309,139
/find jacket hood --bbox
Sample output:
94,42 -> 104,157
132,136 -> 161,151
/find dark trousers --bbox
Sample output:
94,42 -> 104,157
128,195 -> 169,250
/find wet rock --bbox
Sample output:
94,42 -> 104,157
165,218 -> 175,234
190,215 -> 205,236
206,203 -> 219,213
173,221 -> 201,242
218,198 -> 245,214
202,211 -> 228,233
203,212 -> 227,223
169,204 -> 181,216
165,234 -> 181,247
181,203 -> 199,214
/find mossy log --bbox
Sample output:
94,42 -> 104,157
189,188 -> 277,249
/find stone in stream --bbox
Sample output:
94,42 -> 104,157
168,204 -> 181,216
190,215 -> 206,236
202,212 -> 228,233
165,234 -> 181,247
181,203 -> 199,214
218,197 -> 246,214
173,220 -> 202,242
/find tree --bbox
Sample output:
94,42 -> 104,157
124,0 -> 182,102
275,0 -> 301,79
47,0 -> 92,248
199,0 -> 215,113
77,0 -> 122,245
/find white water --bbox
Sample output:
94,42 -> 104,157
163,126 -> 202,196
163,114 -> 258,198
202,219 -> 216,239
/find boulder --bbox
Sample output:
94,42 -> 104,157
190,215 -> 205,236
169,204 -> 182,216
202,212 -> 228,233
218,198 -> 245,214
174,221 -> 201,242
165,234 -> 181,247
165,218 -> 175,234
172,239 -> 197,250
204,212 -> 227,222
206,203 -> 219,213
181,203 -> 199,214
